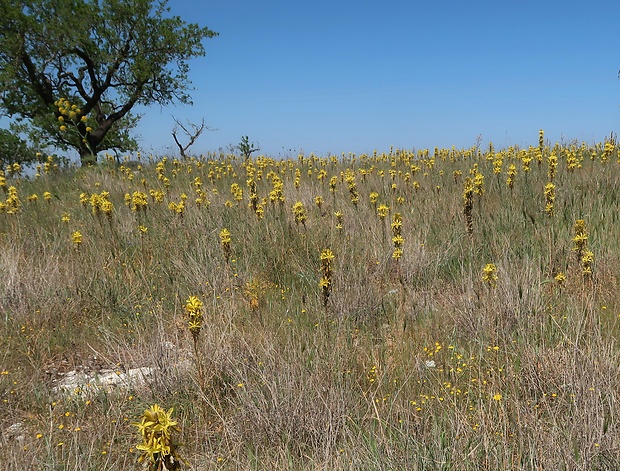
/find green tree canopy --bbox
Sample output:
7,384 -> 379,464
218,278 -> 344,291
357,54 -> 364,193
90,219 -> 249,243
0,128 -> 38,168
0,0 -> 217,165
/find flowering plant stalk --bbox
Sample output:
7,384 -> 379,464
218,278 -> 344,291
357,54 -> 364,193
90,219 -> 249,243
133,404 -> 188,470
319,249 -> 335,309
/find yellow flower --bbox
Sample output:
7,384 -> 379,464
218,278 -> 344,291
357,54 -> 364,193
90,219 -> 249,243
71,231 -> 83,248
544,182 -> 555,216
185,295 -> 204,339
220,228 -> 231,244
292,201 -> 307,225
320,248 -> 335,264
377,204 -> 390,219
185,296 -> 203,314
100,199 -> 113,216
392,234 -> 405,246
133,404 -> 187,468
220,228 -> 232,262
482,263 -> 498,288
319,276 -> 330,289
493,393 -> 502,401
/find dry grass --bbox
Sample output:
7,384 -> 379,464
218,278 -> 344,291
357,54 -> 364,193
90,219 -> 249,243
1,140 -> 620,470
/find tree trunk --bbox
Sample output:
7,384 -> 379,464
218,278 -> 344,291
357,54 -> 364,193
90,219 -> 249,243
78,144 -> 97,166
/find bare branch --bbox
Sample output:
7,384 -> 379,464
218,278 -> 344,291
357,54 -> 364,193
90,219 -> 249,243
171,116 -> 213,157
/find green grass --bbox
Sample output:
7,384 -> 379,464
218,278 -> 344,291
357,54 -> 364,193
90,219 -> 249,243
1,142 -> 620,470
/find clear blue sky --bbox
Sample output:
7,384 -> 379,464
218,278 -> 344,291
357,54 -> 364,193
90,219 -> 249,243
137,0 -> 620,157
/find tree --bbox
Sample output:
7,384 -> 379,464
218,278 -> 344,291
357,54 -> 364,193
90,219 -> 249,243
171,116 -> 212,158
0,0 -> 217,165
0,128 -> 39,168
236,135 -> 260,160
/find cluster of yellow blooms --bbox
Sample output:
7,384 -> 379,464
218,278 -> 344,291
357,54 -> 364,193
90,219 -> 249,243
4,163 -> 22,177
149,189 -> 165,203
268,174 -> 284,204
544,182 -> 555,216
133,404 -> 187,470
80,191 -> 113,218
334,210 -> 343,231
572,220 -> 588,260
220,228 -> 232,263
167,194 -> 187,215
572,219 -> 594,278
369,191 -> 379,208
292,201 -> 307,226
125,191 -> 149,212
185,296 -> 204,341
344,169 -> 359,206
319,248 -> 335,308
377,204 -> 390,220
391,213 -> 404,260
481,263 -> 498,289
71,230 -> 83,250
0,186 -> 21,214
230,182 -> 243,202
54,97 -> 93,144
314,195 -> 323,211
462,178 -> 474,235
471,164 -> 484,197
247,178 -> 258,212
506,164 -> 517,190
547,153 -> 558,182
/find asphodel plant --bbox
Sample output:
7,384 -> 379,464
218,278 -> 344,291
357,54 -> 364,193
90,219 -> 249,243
133,404 -> 188,470
185,296 -> 204,342
319,249 -> 335,308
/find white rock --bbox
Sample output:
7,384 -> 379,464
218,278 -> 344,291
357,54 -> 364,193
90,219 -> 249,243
52,366 -> 156,396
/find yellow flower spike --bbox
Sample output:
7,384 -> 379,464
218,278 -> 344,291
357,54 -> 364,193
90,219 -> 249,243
377,204 -> 390,219
292,201 -> 307,226
482,263 -> 498,288
133,404 -> 186,469
71,231 -> 82,246
185,295 -> 204,341
220,228 -> 232,263
319,249 -> 335,308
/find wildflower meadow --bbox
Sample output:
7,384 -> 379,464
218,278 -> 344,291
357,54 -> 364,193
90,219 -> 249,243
1,133 -> 620,469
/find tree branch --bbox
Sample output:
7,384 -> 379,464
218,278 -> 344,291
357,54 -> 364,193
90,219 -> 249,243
20,50 -> 53,106
171,116 -> 211,157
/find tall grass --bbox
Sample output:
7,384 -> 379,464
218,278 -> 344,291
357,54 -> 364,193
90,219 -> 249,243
1,139 -> 620,469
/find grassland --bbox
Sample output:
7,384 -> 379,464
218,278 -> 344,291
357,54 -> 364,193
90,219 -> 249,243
1,136 -> 620,470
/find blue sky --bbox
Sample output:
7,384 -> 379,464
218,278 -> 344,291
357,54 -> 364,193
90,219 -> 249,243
137,0 -> 619,157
